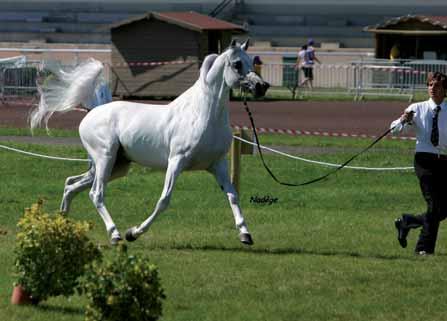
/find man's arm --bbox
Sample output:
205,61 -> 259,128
295,56 -> 301,70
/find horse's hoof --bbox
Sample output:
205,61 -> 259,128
110,230 -> 123,246
125,228 -> 138,242
110,235 -> 123,246
240,233 -> 254,245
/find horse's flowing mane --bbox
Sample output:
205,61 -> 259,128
29,58 -> 105,130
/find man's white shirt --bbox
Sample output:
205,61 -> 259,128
391,98 -> 447,154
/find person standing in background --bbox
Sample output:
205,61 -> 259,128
390,43 -> 401,61
93,80 -> 113,107
253,56 -> 263,76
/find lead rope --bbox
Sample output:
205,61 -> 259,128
242,95 -> 395,186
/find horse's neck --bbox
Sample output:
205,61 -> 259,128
172,53 -> 230,127
201,55 -> 230,122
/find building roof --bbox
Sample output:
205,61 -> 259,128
109,11 -> 246,33
364,15 -> 447,35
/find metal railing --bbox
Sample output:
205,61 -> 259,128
0,57 -> 39,102
258,59 -> 447,100
262,62 -> 354,98
2,57 -> 447,102
1,63 -> 40,98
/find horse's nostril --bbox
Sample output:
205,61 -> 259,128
259,82 -> 269,96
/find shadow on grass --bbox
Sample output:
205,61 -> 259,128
35,304 -> 84,316
152,243 -> 436,262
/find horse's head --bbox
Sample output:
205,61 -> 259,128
224,40 -> 270,98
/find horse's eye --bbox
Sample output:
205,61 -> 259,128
232,60 -> 243,71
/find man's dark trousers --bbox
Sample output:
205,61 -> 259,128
408,152 -> 447,253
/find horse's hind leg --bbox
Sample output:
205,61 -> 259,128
89,153 -> 122,245
60,169 -> 94,213
208,159 -> 253,245
65,172 -> 87,186
60,153 -> 129,215
125,156 -> 185,241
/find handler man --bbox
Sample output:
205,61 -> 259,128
391,72 -> 447,256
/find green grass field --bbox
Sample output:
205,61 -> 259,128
1,133 -> 446,321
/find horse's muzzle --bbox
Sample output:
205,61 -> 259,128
240,72 -> 270,98
254,81 -> 270,98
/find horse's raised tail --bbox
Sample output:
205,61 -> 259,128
30,58 -> 105,130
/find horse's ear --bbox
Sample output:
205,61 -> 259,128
241,39 -> 250,51
230,39 -> 237,48
200,53 -> 219,85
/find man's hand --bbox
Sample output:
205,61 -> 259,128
400,111 -> 414,124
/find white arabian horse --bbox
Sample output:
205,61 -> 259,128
31,40 -> 269,245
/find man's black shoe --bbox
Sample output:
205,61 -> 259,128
415,250 -> 434,256
395,218 -> 409,248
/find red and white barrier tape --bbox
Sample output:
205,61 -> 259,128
231,124 -> 415,141
109,60 -> 196,67
286,63 -> 430,75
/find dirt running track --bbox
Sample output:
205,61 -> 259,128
0,100 -> 409,137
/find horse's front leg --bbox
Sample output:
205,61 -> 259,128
208,159 -> 253,245
125,156 -> 186,242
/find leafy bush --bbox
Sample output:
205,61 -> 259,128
14,200 -> 101,302
79,245 -> 165,321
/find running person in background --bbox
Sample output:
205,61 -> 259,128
295,45 -> 309,87
295,41 -> 321,90
304,39 -> 321,89
307,38 -> 317,58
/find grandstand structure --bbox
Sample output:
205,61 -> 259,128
0,0 -> 446,48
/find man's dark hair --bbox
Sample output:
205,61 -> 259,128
427,71 -> 447,90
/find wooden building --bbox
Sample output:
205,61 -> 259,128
364,15 -> 447,60
109,11 -> 245,98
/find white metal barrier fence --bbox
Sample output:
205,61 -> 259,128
261,62 -> 353,98
350,59 -> 447,100
0,63 -> 40,99
259,59 -> 447,100
2,57 -> 447,102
